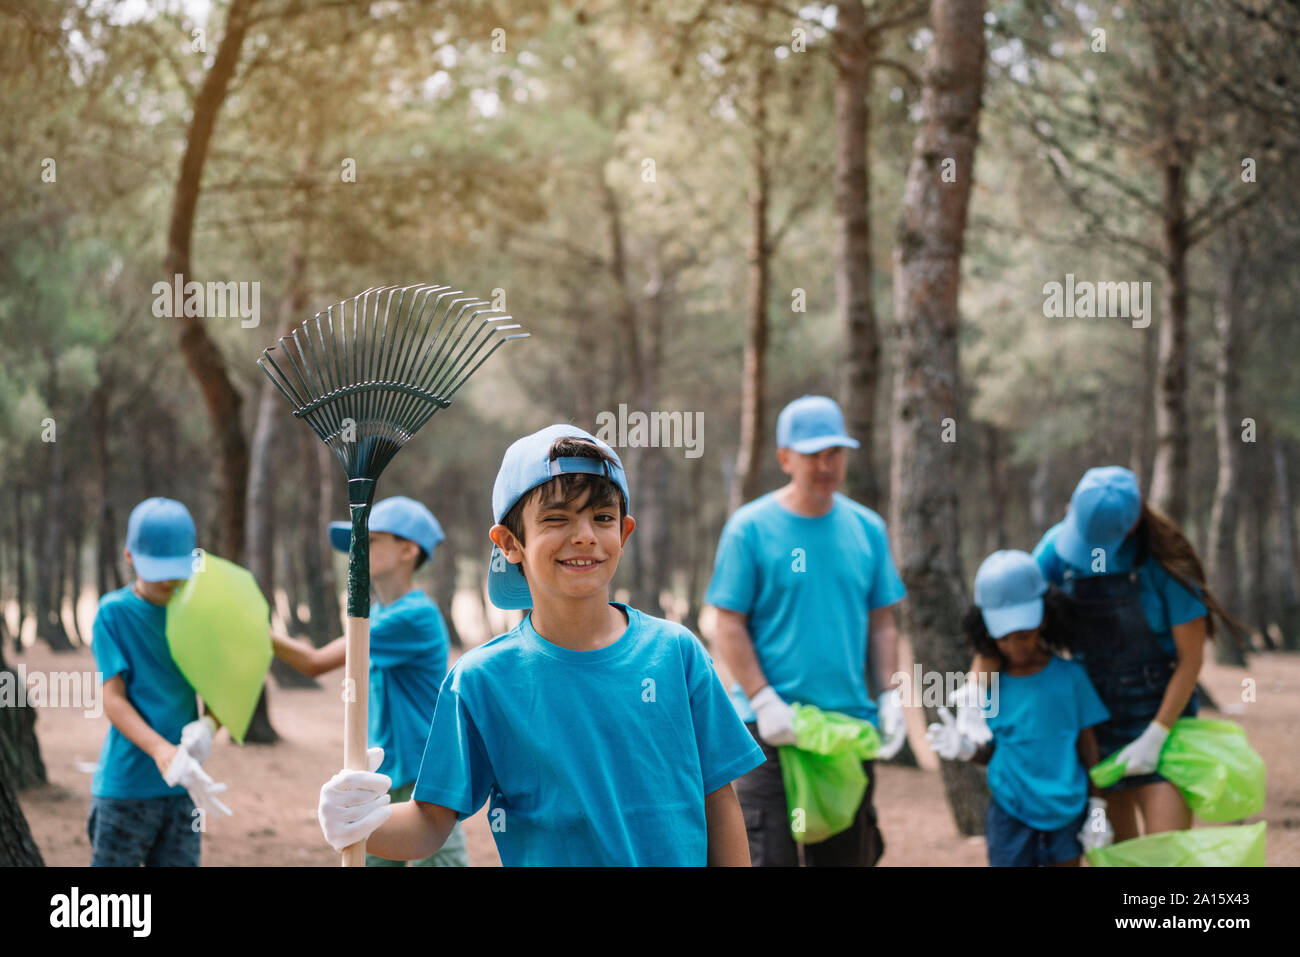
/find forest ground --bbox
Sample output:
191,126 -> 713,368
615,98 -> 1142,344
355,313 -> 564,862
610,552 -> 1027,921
15,633 -> 1299,867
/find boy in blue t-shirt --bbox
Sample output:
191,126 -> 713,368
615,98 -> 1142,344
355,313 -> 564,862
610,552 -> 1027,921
317,426 -> 764,865
272,495 -> 467,866
89,498 -> 231,867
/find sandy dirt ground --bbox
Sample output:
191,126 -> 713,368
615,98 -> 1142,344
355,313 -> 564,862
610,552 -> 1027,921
14,638 -> 1299,867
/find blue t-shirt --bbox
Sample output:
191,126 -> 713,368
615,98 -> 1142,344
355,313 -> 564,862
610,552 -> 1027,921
369,589 -> 449,789
985,656 -> 1110,831
704,492 -> 906,726
1033,523 -> 1208,658
90,587 -> 198,800
412,603 -> 765,866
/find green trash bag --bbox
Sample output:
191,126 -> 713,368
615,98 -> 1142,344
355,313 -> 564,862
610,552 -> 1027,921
777,704 -> 881,844
1086,821 -> 1266,867
165,552 -> 272,744
1090,717 -> 1266,822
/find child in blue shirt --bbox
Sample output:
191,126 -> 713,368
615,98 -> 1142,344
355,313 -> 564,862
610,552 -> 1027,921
317,425 -> 764,865
272,495 -> 466,866
89,498 -> 230,867
927,550 -> 1113,867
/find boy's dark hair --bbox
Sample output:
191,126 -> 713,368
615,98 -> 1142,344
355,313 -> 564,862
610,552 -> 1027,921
964,586 -> 1087,669
500,437 -> 626,548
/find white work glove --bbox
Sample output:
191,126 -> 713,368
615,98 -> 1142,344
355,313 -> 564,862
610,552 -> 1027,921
925,706 -> 977,761
750,686 -> 797,747
164,747 -> 232,819
876,688 -> 906,759
950,676 -> 993,746
180,716 -> 217,763
1114,721 -> 1170,776
1078,796 -> 1114,851
318,747 -> 392,853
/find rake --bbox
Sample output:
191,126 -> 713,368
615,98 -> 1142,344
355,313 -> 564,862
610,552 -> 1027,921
258,282 -> 527,866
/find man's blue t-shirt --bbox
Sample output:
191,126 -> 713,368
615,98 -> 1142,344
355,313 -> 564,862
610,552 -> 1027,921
1033,523 -> 1208,658
704,492 -> 906,726
985,655 -> 1110,831
90,587 -> 197,800
412,604 -> 765,866
369,589 -> 448,789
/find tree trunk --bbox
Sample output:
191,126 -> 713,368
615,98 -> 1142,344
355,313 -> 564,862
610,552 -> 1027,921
983,424 -> 1008,553
165,0 -> 256,563
1244,442 -> 1273,646
834,2 -> 882,510
301,427 -> 336,648
730,51 -> 772,516
1131,328 -> 1156,490
432,536 -> 462,650
1147,36 -> 1191,525
889,0 -> 988,837
36,351 -> 72,652
14,485 -> 28,652
0,640 -> 47,792
1207,229 -> 1246,666
67,522 -> 85,646
94,370 -> 124,600
1274,436 -> 1300,649
0,713 -> 44,865
314,441 -> 343,646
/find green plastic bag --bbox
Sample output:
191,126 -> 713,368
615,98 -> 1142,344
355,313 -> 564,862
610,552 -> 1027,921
1086,821 -> 1266,867
165,552 -> 272,744
778,704 -> 881,844
1090,717 -> 1266,822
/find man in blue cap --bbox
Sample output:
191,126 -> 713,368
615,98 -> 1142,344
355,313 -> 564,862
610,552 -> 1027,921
272,495 -> 467,866
89,497 -> 231,867
315,425 -> 764,865
705,395 -> 908,866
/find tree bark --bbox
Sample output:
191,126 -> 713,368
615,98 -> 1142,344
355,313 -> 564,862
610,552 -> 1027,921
1243,442 -> 1273,646
889,0 -> 988,836
314,441 -> 343,645
36,349 -> 72,652
1207,228 -> 1247,665
0,711 -> 44,865
1147,33 -> 1192,525
14,485 -> 28,653
164,0 -> 257,563
834,1 -> 882,509
1274,436 -> 1300,649
731,50 -> 772,516
0,639 -> 47,792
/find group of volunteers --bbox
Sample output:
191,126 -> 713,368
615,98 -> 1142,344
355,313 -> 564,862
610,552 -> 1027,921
86,393 -> 1230,867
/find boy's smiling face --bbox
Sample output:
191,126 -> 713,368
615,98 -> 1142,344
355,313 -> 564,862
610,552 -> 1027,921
490,484 -> 635,608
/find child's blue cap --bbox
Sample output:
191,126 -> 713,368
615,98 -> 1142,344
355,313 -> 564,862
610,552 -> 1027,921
126,498 -> 197,582
488,424 -> 630,610
329,496 -> 445,561
775,395 -> 860,454
1055,466 -> 1142,571
974,550 -> 1047,639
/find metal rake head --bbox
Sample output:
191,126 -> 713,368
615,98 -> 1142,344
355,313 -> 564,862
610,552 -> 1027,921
258,282 -> 528,484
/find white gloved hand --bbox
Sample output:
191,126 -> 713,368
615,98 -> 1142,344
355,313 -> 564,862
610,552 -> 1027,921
925,706 -> 977,761
876,688 -> 906,759
180,715 -> 217,763
1077,796 -> 1114,851
318,747 -> 392,853
164,747 -> 233,819
750,686 -> 797,747
950,676 -> 993,746
1114,721 -> 1170,776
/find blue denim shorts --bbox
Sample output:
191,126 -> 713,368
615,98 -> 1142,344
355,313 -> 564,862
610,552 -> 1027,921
1093,661 -> 1198,794
986,798 -> 1085,867
87,794 -> 201,867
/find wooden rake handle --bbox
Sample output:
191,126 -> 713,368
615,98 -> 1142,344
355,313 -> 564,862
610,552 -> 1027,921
342,614 -> 370,867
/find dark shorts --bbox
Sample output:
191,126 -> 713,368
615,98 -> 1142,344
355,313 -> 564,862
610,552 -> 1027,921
986,797 -> 1085,867
87,794 -> 201,867
733,722 -> 884,867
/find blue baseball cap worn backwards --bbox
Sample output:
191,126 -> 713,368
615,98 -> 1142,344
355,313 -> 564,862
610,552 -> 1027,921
126,497 -> 197,582
776,395 -> 860,454
487,424 -> 630,611
329,496 -> 445,561
974,550 -> 1047,639
1055,466 -> 1142,571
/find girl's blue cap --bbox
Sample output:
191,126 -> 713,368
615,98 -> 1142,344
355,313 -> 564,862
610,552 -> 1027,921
1055,466 -> 1141,571
487,424 -> 629,610
974,550 -> 1047,638
328,496 -> 445,561
126,498 -> 197,582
